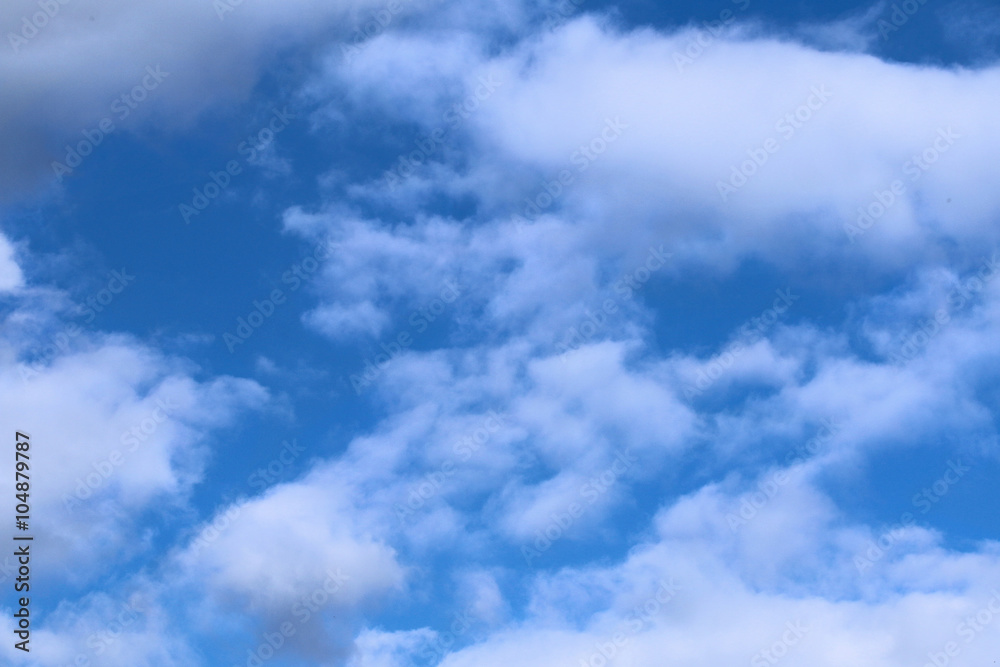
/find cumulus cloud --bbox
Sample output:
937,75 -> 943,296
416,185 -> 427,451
177,473 -> 405,615
431,473 -> 1000,667
308,16 -> 1000,276
0,0 -> 401,199
7,2 -> 1000,665
0,330 -> 268,580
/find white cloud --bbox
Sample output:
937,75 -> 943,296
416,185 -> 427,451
1,587 -> 196,667
177,468 -> 406,615
347,627 -> 438,667
0,331 -> 268,580
455,569 -> 509,625
6,5 -> 1000,665
310,17 -> 1000,276
431,472 -> 1000,667
0,233 -> 23,292
0,0 -> 397,199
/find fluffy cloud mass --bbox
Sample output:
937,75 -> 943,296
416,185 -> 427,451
2,0 -> 1000,665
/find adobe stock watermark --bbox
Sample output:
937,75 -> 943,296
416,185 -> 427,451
61,397 -> 179,511
781,418 -> 841,467
845,127 -> 960,242
248,439 -> 306,491
555,244 -> 671,360
19,268 -> 136,383
339,0 -> 414,64
727,420 -> 841,531
877,0 -> 932,40
522,448 -> 638,566
854,459 -> 969,574
180,107 -> 295,224
187,505 -> 242,558
223,239 -> 335,353
512,117 -> 628,232
913,459 -> 969,513
725,470 -> 789,532
8,0 -> 71,53
188,442 -> 309,562
578,579 -> 680,667
541,0 -> 586,32
52,596 -> 147,667
921,590 -> 1000,667
418,609 -> 486,663
716,85 -> 833,201
190,441 -> 309,557
382,76 -> 502,192
751,620 -> 809,667
233,568 -> 351,667
51,67 -> 170,180
673,0 -> 751,71
683,288 -> 799,399
853,513 -> 915,575
394,411 -> 506,524
888,251 -> 998,364
347,278 -> 464,395
418,606 -> 488,663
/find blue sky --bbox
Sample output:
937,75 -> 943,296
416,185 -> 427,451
2,0 -> 1000,665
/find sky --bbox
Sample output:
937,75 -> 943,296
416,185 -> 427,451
1,0 -> 1000,665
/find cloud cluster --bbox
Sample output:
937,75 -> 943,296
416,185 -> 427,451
315,16 -> 1000,276
0,0 -> 400,199
4,1 -> 1000,665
